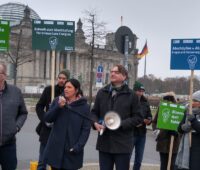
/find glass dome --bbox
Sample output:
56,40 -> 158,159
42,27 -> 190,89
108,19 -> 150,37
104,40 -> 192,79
0,2 -> 40,26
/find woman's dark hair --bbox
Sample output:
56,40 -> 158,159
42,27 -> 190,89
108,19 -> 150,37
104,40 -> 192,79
66,78 -> 83,97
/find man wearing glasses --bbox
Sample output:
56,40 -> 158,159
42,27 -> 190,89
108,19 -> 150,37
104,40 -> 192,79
91,64 -> 143,170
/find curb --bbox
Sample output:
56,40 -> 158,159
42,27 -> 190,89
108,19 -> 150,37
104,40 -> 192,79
81,163 -> 160,170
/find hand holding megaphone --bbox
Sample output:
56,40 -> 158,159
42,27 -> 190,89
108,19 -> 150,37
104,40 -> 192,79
95,111 -> 121,135
94,122 -> 105,135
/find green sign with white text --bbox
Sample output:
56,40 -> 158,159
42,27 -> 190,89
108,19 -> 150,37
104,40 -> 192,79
0,20 -> 10,52
157,101 -> 185,131
32,19 -> 75,51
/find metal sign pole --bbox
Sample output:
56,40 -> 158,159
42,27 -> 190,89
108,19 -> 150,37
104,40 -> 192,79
124,35 -> 129,71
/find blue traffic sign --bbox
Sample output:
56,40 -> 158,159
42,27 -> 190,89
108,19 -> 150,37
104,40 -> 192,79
171,39 -> 200,70
97,65 -> 103,72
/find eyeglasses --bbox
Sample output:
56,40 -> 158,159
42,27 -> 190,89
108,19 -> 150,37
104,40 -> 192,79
110,70 -> 120,74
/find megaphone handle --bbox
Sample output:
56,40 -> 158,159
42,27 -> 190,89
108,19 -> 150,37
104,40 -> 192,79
100,129 -> 104,135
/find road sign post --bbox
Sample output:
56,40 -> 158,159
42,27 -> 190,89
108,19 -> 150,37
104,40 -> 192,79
96,65 -> 103,87
115,26 -> 136,71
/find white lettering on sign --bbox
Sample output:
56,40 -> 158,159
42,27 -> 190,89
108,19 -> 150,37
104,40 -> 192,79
34,20 -> 41,24
43,21 -> 54,25
173,40 -> 180,44
67,22 -> 74,26
183,39 -> 193,43
0,28 -> 5,32
57,21 -> 64,25
0,40 -> 5,43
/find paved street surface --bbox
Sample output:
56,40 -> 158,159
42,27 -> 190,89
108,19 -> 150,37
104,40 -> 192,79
16,113 -> 160,170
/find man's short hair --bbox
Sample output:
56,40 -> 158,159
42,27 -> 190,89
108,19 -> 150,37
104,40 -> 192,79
115,64 -> 128,79
58,69 -> 70,79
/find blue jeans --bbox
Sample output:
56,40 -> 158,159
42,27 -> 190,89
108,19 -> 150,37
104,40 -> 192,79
0,143 -> 17,170
132,135 -> 146,170
37,143 -> 47,170
99,151 -> 131,170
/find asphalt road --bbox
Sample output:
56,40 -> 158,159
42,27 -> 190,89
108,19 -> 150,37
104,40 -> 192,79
16,113 -> 160,170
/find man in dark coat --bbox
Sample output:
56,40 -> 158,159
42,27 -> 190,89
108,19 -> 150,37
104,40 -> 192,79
91,64 -> 143,170
132,81 -> 152,170
0,63 -> 28,170
36,70 -> 69,170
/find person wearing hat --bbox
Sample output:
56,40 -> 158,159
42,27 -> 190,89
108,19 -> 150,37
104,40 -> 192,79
132,81 -> 152,170
36,70 -> 69,170
152,91 -> 181,170
177,90 -> 200,170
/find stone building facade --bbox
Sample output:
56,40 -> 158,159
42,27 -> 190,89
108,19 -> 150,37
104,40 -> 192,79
0,3 -> 139,97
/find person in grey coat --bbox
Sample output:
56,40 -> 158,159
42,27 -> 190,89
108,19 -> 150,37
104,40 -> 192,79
43,79 -> 91,170
177,90 -> 200,170
0,62 -> 28,170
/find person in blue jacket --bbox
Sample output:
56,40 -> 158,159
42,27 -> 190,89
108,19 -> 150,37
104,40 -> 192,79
43,78 -> 91,170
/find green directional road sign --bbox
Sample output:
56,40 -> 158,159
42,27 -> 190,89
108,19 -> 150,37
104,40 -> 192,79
32,19 -> 75,51
157,101 -> 185,131
0,20 -> 10,52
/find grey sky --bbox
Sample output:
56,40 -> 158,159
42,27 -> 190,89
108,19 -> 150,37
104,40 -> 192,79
1,0 -> 200,79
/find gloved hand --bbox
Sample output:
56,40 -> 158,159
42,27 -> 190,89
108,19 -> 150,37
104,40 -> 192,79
187,114 -> 195,122
181,123 -> 191,133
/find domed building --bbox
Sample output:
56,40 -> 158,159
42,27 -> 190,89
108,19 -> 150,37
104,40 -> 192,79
0,2 -> 40,26
0,2 -> 139,97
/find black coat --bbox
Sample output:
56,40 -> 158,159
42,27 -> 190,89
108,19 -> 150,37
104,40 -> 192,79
91,84 -> 143,154
133,95 -> 152,136
43,97 -> 91,169
36,84 -> 64,144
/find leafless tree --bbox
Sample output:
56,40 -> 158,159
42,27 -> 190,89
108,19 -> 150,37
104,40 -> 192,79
82,9 -> 107,105
5,28 -> 34,85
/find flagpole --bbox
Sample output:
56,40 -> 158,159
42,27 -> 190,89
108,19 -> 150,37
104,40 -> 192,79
144,54 -> 147,78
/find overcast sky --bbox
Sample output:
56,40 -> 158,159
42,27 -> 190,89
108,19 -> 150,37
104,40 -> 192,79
1,0 -> 200,79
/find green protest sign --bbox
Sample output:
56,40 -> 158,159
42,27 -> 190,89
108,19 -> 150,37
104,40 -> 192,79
32,19 -> 75,51
0,20 -> 10,52
157,101 -> 185,131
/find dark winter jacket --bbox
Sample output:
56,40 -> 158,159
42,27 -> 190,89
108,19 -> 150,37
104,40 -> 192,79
0,82 -> 28,146
36,84 -> 64,144
43,97 -> 91,169
133,95 -> 152,136
91,84 -> 143,154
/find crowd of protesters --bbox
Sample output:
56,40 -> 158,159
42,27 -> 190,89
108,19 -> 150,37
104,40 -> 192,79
0,62 -> 199,170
